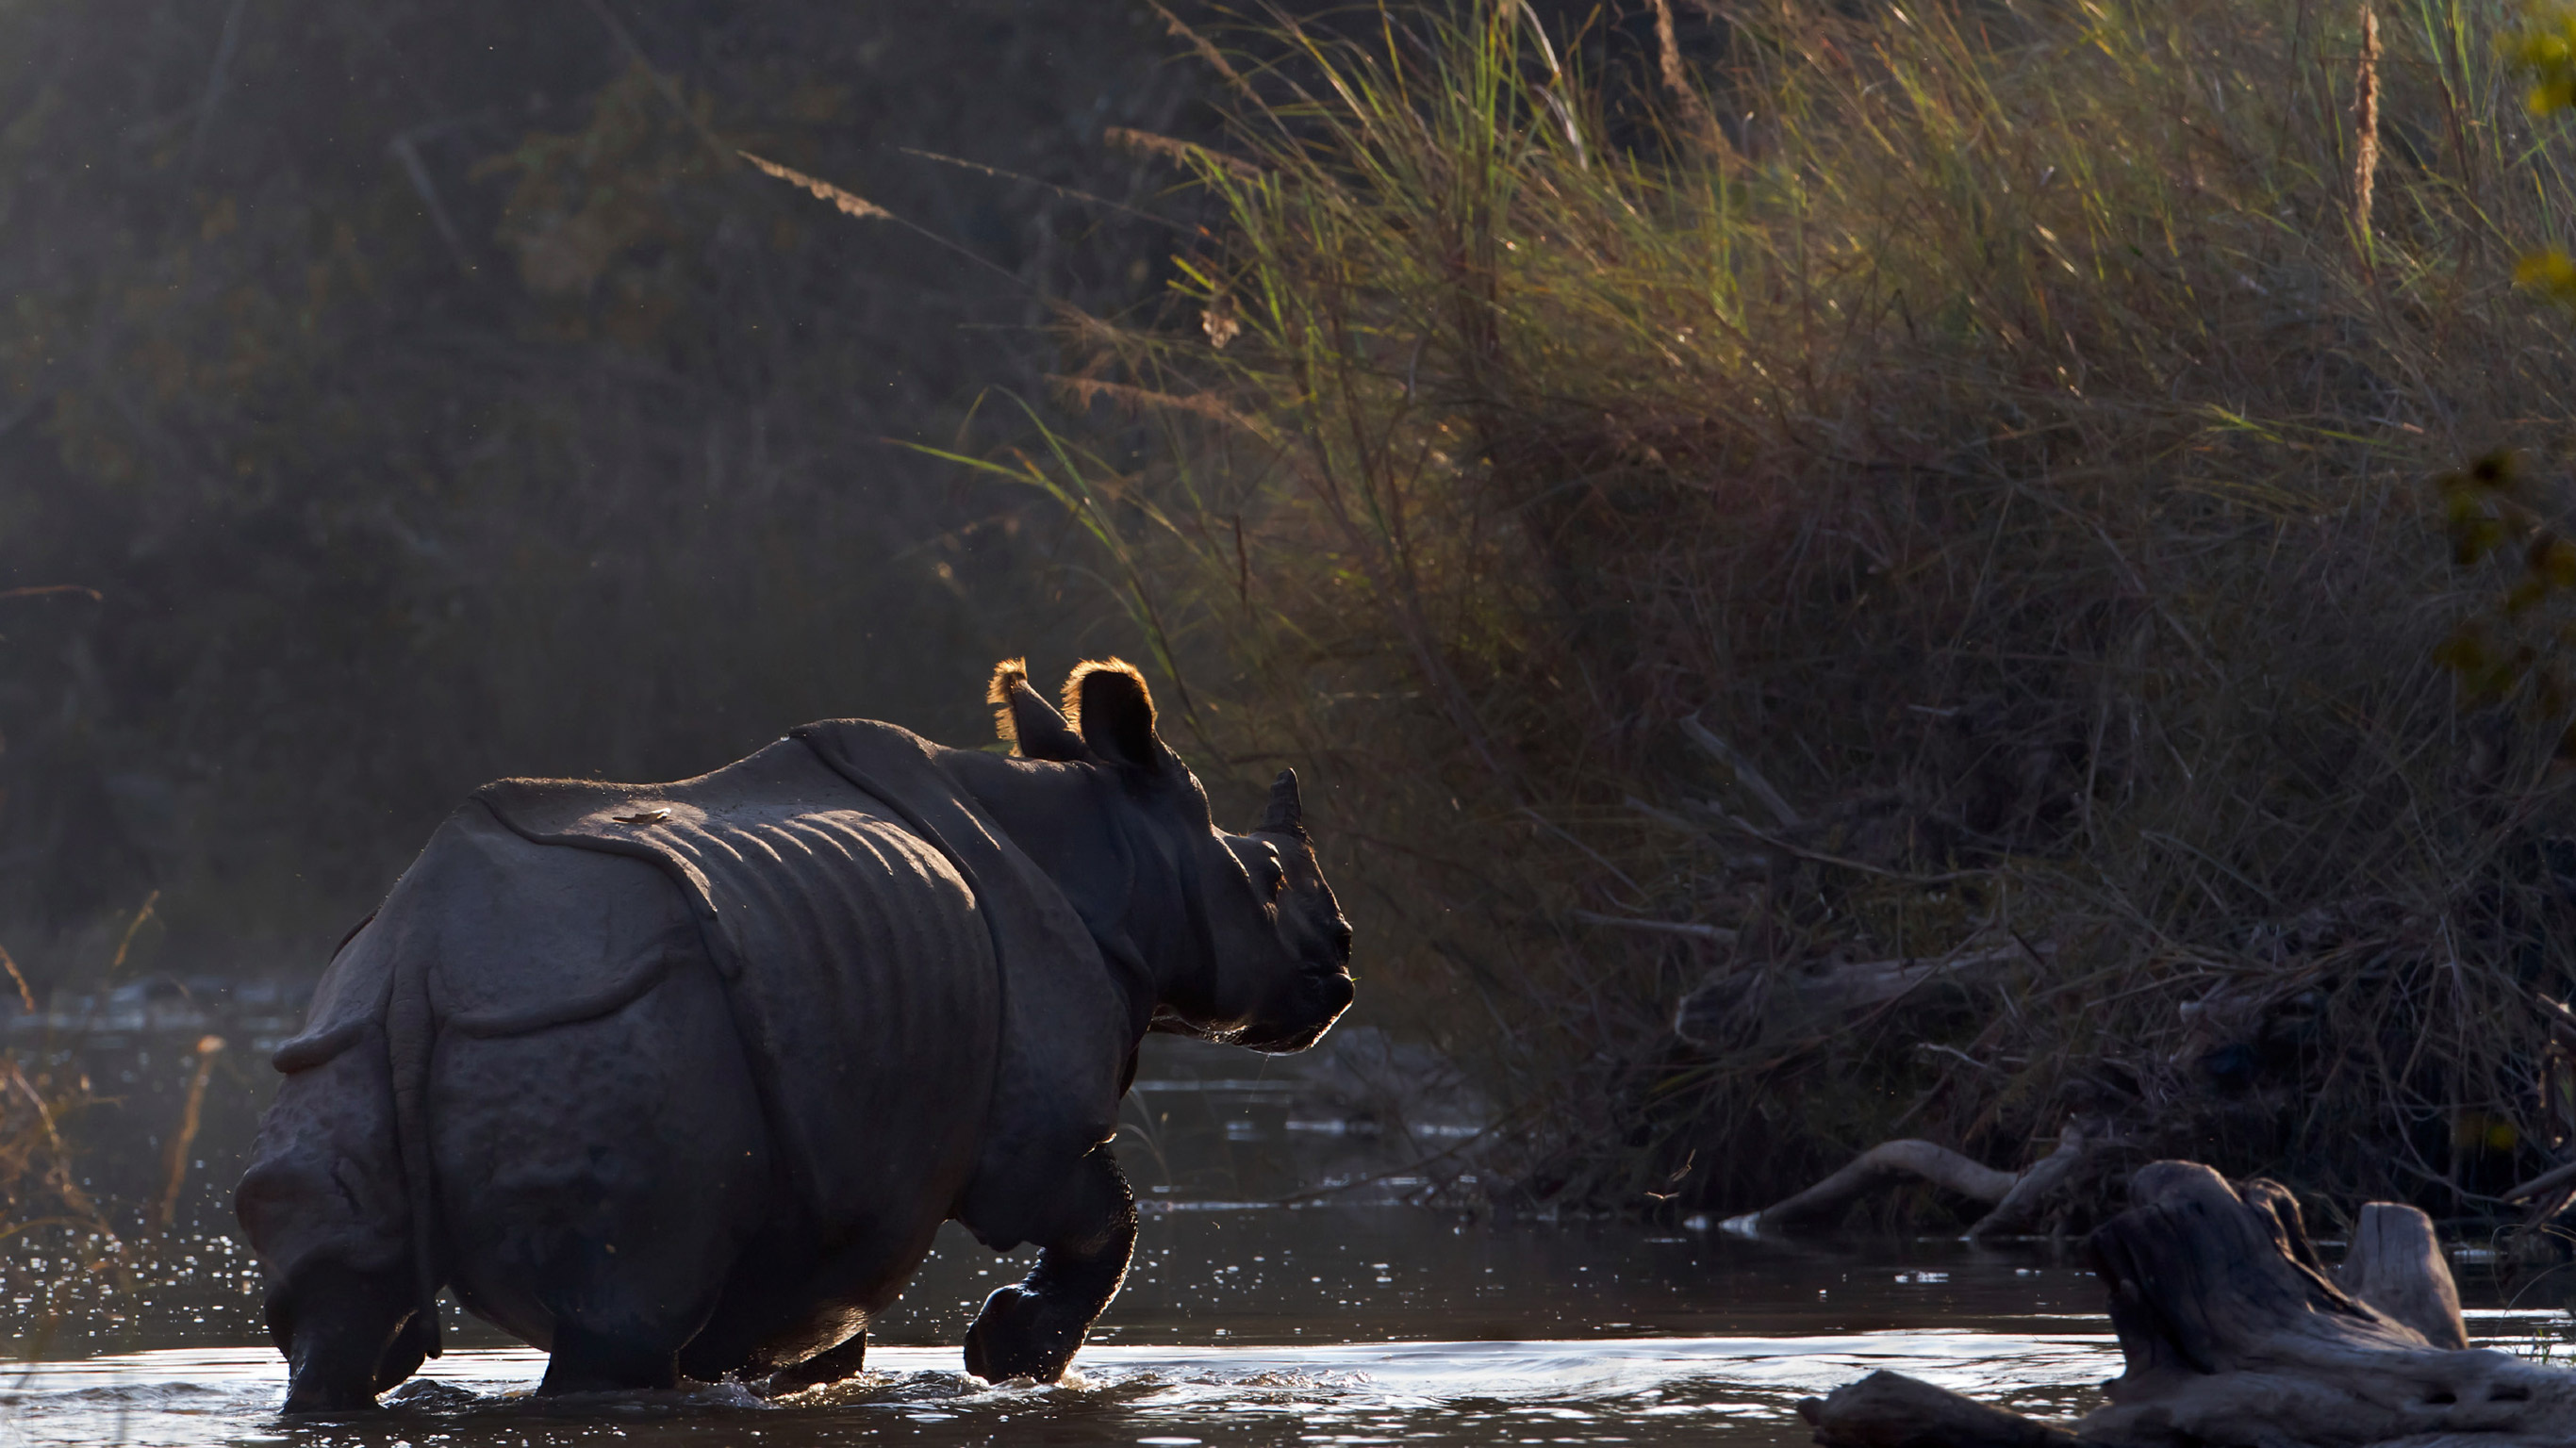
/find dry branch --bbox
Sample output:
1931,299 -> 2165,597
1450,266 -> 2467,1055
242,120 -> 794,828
1679,715 -> 1803,828
1570,909 -> 1738,943
2504,1156 -> 2576,1205
1675,944 -> 2028,1048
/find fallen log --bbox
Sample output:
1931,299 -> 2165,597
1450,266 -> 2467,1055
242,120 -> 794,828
1799,1160 -> 2576,1448
1726,1122 -> 2091,1239
1728,1138 -> 2017,1233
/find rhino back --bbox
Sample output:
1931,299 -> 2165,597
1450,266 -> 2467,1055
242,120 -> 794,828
468,741 -> 1004,1242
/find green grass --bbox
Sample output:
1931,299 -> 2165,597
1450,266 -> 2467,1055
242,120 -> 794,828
1039,0 -> 2576,1225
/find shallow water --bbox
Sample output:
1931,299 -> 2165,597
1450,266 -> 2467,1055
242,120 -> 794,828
5,1024 -> 2572,1445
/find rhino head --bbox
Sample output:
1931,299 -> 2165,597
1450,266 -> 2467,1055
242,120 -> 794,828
983,658 -> 1354,1053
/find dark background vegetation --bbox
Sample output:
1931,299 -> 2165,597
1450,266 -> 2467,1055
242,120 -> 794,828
1049,0 -> 2576,1227
9,0 -> 2576,1240
0,0 -> 1240,979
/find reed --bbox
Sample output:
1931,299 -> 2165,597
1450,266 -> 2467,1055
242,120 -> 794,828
1044,0 -> 2576,1218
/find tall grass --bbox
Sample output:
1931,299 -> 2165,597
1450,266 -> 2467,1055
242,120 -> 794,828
1044,0 -> 2576,1219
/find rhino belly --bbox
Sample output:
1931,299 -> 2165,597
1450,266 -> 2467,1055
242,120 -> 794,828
672,810 -> 1006,1372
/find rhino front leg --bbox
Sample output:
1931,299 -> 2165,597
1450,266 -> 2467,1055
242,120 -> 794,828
962,1145 -> 1136,1383
269,1259 -> 430,1413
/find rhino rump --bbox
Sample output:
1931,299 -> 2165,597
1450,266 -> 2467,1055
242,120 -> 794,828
244,783 -> 1012,1372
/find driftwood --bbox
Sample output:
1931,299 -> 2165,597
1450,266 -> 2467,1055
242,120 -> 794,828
2335,1200 -> 2467,1350
1799,1160 -> 2576,1448
1728,1123 -> 2092,1240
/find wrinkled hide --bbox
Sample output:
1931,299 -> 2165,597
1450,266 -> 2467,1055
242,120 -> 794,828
239,663 -> 1353,1405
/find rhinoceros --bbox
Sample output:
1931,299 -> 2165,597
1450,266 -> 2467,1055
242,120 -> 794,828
235,659 -> 1353,1410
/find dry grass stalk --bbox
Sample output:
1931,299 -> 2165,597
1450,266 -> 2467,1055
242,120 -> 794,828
2354,3 -> 2381,261
736,150 -> 891,222
0,943 -> 35,1014
1649,0 -> 1733,163
154,1035 -> 226,1230
106,889 -> 157,977
1104,126 -> 1263,179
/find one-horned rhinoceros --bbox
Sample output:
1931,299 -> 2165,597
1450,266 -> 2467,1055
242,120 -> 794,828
235,659 -> 1353,1410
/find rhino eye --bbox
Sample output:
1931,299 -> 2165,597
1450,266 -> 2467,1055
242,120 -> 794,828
1260,844 -> 1286,897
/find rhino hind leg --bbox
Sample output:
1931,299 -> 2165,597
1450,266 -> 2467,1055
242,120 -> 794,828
962,1144 -> 1137,1384
432,944 -> 769,1397
764,1329 -> 868,1395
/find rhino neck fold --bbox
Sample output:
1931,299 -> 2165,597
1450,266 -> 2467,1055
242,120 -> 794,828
940,749 -> 1183,1035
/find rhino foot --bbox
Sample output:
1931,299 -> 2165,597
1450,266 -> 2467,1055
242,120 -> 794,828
272,1261 -> 424,1414
962,1284 -> 1084,1383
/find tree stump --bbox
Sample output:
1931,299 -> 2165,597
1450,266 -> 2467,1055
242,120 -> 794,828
2337,1200 -> 2469,1351
1801,1160 -> 2576,1448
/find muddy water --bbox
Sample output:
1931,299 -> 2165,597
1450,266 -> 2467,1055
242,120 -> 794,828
5,1019 -> 2572,1445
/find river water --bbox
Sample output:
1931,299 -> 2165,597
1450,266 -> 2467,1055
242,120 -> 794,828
4,1014 -> 2571,1445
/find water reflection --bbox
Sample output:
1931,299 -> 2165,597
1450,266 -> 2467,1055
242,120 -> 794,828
3,1027 -> 2570,1446
2,1332 -> 2129,1447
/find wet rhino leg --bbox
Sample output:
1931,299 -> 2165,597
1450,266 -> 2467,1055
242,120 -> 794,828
962,1145 -> 1136,1383
431,910 -> 770,1397
237,1022 -> 434,1413
764,1328 -> 868,1394
268,1259 -> 431,1413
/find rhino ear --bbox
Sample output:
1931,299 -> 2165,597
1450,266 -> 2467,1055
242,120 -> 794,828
1064,658 -> 1164,775
988,658 -> 1089,762
1260,768 -> 1306,838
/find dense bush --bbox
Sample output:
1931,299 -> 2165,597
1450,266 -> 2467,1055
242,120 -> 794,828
1058,0 -> 2576,1220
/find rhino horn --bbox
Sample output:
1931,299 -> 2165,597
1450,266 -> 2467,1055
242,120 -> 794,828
1261,768 -> 1306,838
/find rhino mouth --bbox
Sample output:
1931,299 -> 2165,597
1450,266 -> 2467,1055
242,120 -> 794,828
1236,966 -> 1355,1054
